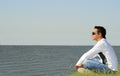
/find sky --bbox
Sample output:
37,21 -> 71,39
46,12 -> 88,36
0,0 -> 120,45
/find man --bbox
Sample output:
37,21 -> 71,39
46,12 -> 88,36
75,26 -> 118,73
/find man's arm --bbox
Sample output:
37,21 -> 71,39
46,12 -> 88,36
75,42 -> 104,66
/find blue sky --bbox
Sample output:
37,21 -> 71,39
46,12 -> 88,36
0,0 -> 120,45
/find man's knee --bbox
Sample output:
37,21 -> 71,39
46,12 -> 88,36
83,59 -> 97,69
83,59 -> 88,64
83,59 -> 91,68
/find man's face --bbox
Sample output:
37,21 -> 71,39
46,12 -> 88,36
92,28 -> 101,40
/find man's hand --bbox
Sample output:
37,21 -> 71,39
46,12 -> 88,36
75,64 -> 84,70
75,66 -> 80,70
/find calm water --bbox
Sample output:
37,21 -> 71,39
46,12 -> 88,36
0,45 -> 120,76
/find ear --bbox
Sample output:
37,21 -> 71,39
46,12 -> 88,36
98,32 -> 102,36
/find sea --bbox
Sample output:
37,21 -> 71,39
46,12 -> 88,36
0,45 -> 120,76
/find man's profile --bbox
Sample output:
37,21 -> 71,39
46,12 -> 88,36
75,26 -> 118,73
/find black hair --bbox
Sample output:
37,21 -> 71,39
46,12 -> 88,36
94,26 -> 106,39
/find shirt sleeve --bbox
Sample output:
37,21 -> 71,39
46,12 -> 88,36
76,42 -> 104,66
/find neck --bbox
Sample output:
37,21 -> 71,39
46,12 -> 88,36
96,38 -> 103,42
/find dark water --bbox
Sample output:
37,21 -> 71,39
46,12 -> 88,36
0,45 -> 119,76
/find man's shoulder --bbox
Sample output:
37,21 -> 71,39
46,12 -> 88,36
100,39 -> 113,49
96,39 -> 108,48
99,39 -> 108,44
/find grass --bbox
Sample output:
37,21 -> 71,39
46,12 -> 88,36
68,64 -> 120,76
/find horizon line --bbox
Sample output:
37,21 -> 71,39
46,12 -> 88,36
0,44 -> 119,46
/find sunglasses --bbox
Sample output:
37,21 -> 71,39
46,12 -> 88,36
92,32 -> 97,35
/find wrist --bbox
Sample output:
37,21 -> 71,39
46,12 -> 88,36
75,64 -> 84,70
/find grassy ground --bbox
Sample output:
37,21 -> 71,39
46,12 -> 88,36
68,64 -> 120,76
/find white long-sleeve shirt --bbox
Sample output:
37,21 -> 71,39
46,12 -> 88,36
76,38 -> 118,71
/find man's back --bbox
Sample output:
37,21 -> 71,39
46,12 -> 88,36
101,39 -> 118,71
